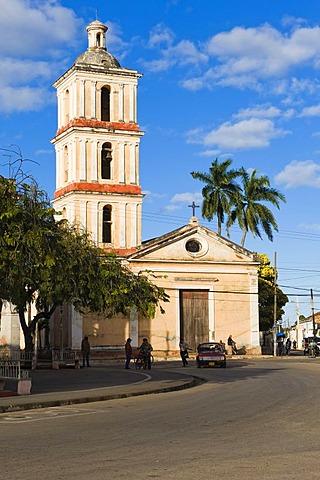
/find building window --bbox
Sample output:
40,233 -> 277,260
101,86 -> 110,121
101,142 -> 112,179
96,33 -> 101,47
63,145 -> 68,183
64,89 -> 70,124
186,239 -> 201,253
102,205 -> 112,243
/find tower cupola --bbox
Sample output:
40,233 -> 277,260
74,20 -> 120,68
86,20 -> 107,50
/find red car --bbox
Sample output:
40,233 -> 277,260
196,342 -> 226,368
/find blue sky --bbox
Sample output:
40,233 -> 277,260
1,0 -> 320,323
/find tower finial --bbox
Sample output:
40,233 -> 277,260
96,9 -> 98,21
188,201 -> 199,217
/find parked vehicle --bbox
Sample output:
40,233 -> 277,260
196,342 -> 226,368
303,337 -> 320,356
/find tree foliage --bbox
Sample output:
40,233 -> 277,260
191,159 -> 285,246
191,158 -> 241,236
256,253 -> 288,332
0,157 -> 169,351
227,168 -> 286,246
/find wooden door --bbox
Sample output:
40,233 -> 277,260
179,290 -> 209,350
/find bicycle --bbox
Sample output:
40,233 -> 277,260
134,353 -> 154,369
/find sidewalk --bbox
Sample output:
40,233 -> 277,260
0,362 -> 203,413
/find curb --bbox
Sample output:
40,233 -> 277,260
0,375 -> 205,414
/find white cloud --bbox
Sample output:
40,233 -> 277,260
163,204 -> 181,212
185,127 -> 207,144
143,58 -> 175,73
281,15 -> 308,28
0,85 -> 50,113
142,190 -> 166,198
171,192 -> 202,203
163,191 -> 203,213
148,24 -> 175,48
275,160 -> 320,188
198,149 -> 221,157
203,118 -> 289,150
206,24 -> 320,77
0,0 -> 83,113
299,223 -> 320,231
105,21 -> 130,61
142,23 -> 208,72
233,105 -> 282,120
300,104 -> 320,117
0,0 -> 82,57
35,149 -> 53,156
182,24 -> 320,94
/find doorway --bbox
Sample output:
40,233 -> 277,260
179,290 -> 209,350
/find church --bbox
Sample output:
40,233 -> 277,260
1,20 -> 261,355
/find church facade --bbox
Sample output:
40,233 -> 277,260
50,19 -> 261,355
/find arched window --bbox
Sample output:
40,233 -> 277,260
64,89 -> 70,124
96,33 -> 101,47
63,145 -> 68,182
101,86 -> 110,121
102,205 -> 112,243
101,142 -> 112,179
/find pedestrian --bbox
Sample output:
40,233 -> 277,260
138,337 -> 153,369
277,337 -> 284,356
219,339 -> 226,352
81,335 -> 90,367
285,338 -> 291,356
227,335 -> 237,354
179,338 -> 190,367
125,338 -> 132,369
293,340 -> 297,350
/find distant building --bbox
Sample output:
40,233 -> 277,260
291,313 -> 320,348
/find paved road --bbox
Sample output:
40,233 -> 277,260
2,357 -> 320,480
0,361 -> 200,412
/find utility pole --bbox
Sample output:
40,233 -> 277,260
311,289 -> 316,337
273,251 -> 278,356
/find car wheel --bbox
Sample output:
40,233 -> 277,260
196,362 -> 201,368
220,363 -> 226,368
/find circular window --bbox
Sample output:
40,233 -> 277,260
186,239 -> 201,253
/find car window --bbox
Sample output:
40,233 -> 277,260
198,344 -> 223,353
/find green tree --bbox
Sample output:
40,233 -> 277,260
227,168 -> 286,246
257,253 -> 288,331
191,158 -> 241,236
0,163 -> 169,351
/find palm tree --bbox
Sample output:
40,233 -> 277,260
227,168 -> 286,247
191,158 -> 241,236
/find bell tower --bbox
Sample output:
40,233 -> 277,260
52,20 -> 144,255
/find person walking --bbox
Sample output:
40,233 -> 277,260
277,337 -> 284,356
227,335 -> 237,354
125,338 -> 132,369
285,338 -> 292,356
138,338 -> 153,369
179,338 -> 190,366
81,335 -> 90,367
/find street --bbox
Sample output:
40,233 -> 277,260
2,357 -> 320,480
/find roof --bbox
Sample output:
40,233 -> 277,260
128,217 -> 260,264
74,49 -> 120,69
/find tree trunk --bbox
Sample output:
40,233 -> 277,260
19,307 -> 35,352
18,304 -> 58,353
241,228 -> 247,247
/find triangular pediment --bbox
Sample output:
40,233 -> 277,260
129,219 -> 259,265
